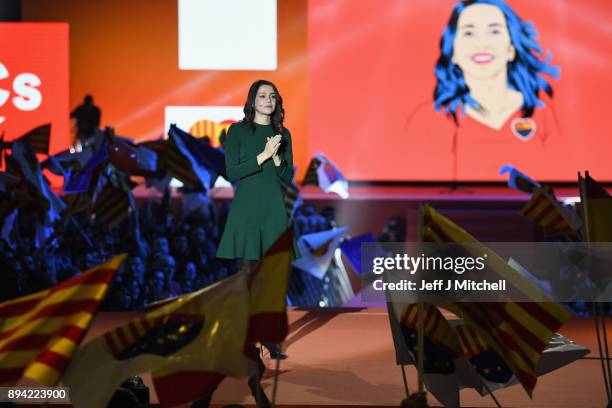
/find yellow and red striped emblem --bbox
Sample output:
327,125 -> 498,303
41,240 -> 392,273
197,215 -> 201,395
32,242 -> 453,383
0,254 -> 125,386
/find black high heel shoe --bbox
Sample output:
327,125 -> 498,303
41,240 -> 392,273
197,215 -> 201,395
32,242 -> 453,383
261,342 -> 288,360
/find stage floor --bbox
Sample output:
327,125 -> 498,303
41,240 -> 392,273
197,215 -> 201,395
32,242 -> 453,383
85,308 -> 608,407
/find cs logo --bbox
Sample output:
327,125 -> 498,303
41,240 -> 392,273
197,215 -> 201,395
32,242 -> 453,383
0,62 -> 42,124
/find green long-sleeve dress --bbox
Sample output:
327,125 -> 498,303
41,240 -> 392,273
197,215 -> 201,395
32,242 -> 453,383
216,121 -> 295,260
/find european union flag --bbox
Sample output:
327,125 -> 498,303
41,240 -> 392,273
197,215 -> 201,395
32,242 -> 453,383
340,233 -> 384,275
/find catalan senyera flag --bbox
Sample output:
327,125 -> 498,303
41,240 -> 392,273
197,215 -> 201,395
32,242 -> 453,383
0,254 -> 125,386
10,139 -> 66,222
454,323 -> 514,388
278,175 -> 301,220
15,123 -> 51,155
420,204 -> 572,396
394,303 -> 463,371
63,272 -> 252,408
91,184 -> 132,227
168,124 -> 224,191
521,187 -> 582,237
63,192 -> 90,218
579,171 -> 612,242
454,324 -> 589,396
302,153 -> 349,199
302,156 -> 322,186
165,139 -> 200,189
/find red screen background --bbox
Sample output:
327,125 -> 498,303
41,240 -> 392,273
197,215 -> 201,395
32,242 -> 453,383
308,0 -> 612,181
0,23 -> 69,155
20,0 -> 612,182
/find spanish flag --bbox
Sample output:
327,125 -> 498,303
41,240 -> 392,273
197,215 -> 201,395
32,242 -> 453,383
420,205 -> 571,396
0,254 -> 125,386
579,171 -> 612,242
246,227 -> 294,344
63,271 -> 252,408
152,228 -> 294,407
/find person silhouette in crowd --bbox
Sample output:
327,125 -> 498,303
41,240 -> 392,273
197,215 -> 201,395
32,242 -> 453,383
152,236 -> 170,261
172,234 -> 190,260
71,94 -> 101,146
152,254 -> 181,298
145,269 -> 168,305
177,261 -> 198,294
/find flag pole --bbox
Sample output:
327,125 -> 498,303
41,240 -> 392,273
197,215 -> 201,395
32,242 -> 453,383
480,377 -> 503,408
579,171 -> 612,403
271,345 -> 282,408
416,205 -> 426,395
400,364 -> 410,398
254,353 -> 264,406
592,306 -> 612,402
417,302 -> 425,394
598,302 -> 612,403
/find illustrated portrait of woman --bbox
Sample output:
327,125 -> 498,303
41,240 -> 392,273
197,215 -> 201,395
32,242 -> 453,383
406,0 -> 563,180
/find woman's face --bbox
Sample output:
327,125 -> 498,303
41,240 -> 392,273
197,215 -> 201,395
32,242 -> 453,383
452,4 -> 514,80
253,84 -> 277,117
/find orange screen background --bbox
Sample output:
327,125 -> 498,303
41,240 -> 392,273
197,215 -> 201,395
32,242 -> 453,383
23,0 -> 612,182
22,0 -> 309,177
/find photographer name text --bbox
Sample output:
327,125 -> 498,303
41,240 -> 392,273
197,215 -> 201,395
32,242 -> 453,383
372,279 -> 506,292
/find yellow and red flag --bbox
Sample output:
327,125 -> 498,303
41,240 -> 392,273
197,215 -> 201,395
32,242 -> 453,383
420,205 -> 571,396
246,227 -> 294,344
15,123 -> 51,155
64,271 -> 252,408
152,227 -> 294,407
521,186 -> 582,237
0,254 -> 125,386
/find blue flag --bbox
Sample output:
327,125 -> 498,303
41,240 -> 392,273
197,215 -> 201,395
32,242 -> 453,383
339,233 -> 387,275
499,164 -> 540,194
63,144 -> 109,194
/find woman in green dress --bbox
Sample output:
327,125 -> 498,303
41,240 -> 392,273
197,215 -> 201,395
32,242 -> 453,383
216,79 -> 295,261
214,80 -> 292,407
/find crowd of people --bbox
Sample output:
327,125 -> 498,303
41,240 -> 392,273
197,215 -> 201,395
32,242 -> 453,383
0,189 -> 339,310
0,195 -> 604,317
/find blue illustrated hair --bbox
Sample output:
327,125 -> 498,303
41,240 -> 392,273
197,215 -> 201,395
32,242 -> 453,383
434,0 -> 559,124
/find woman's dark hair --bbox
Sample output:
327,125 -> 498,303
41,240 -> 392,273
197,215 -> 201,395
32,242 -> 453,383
242,80 -> 285,134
